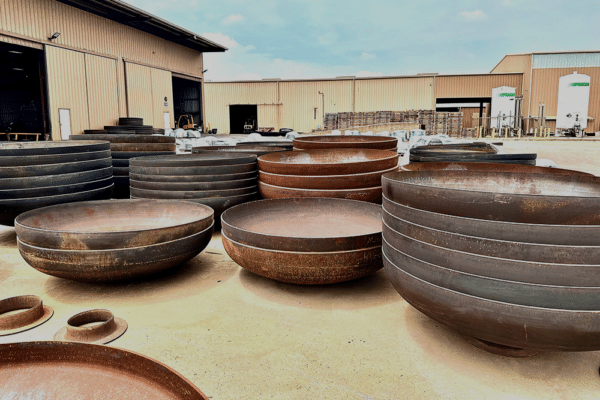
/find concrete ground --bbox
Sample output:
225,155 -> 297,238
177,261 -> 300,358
2,139 -> 600,399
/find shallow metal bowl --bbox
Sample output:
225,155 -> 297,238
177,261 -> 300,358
192,146 -> 287,157
130,162 -> 257,176
259,181 -> 382,203
110,143 -> 176,152
0,176 -> 113,199
293,135 -> 397,151
129,171 -> 257,183
70,134 -> 175,143
0,158 -> 112,179
129,153 -> 257,167
259,166 -> 398,189
0,150 -> 111,167
0,141 -> 109,156
130,177 -> 257,191
401,161 -> 594,176
130,186 -> 256,199
110,151 -> 175,159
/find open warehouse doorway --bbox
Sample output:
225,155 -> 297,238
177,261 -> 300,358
0,42 -> 47,140
172,76 -> 202,130
229,104 -> 257,134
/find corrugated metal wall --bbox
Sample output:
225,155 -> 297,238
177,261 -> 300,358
125,62 -> 154,125
355,77 -> 434,112
435,74 -> 523,98
85,54 -> 119,129
150,67 -> 175,129
491,55 -> 532,116
533,53 -> 600,69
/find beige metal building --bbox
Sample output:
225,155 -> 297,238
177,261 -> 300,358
0,0 -> 225,140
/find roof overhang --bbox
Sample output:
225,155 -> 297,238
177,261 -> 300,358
56,0 -> 227,53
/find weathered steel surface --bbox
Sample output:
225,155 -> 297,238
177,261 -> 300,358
130,185 -> 256,200
259,166 -> 398,189
413,154 -> 537,165
54,309 -> 127,344
0,184 -> 114,227
18,224 -> 213,282
223,233 -> 383,285
130,177 -> 257,191
0,141 -> 109,156
0,295 -> 53,336
259,181 -> 382,203
70,134 -> 175,143
258,149 -> 399,175
382,170 -> 600,224
15,199 -> 214,250
221,198 -> 382,252
401,161 -> 594,177
0,342 -> 209,399
129,171 -> 257,183
383,195 -> 600,246
238,141 -> 293,150
0,150 -> 111,167
382,208 -> 600,264
130,162 -> 257,176
129,153 -> 257,167
383,253 -> 600,351
0,158 -> 112,179
383,239 -> 600,310
0,177 -> 113,200
110,151 -> 175,159
293,135 -> 397,151
192,146 -> 287,156
0,167 -> 112,190
382,219 -> 600,287
110,143 -> 176,152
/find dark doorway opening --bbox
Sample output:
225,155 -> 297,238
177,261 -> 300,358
172,76 -> 202,130
436,97 -> 491,119
0,42 -> 47,140
229,104 -> 257,134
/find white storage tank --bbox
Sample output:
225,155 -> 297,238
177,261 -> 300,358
556,72 -> 590,135
491,86 -> 516,128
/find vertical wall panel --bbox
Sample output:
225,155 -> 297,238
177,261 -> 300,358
124,62 -> 153,125
150,67 -> 175,128
354,77 -> 435,112
85,54 -> 119,129
435,74 -> 523,99
45,45 -> 89,139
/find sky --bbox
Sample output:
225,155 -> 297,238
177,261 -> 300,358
125,0 -> 600,82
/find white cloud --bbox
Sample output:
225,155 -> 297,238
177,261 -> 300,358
201,32 -> 239,49
222,14 -> 244,25
360,52 -> 376,60
458,10 -> 487,21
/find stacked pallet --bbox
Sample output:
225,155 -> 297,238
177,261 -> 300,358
447,113 -> 463,137
351,113 -> 364,127
324,113 -> 338,131
391,111 -> 405,123
364,112 -> 376,126
338,112 -> 352,129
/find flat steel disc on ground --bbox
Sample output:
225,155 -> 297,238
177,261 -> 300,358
411,154 -> 537,164
383,253 -> 600,352
0,166 -> 113,190
294,135 -> 397,151
18,223 -> 213,282
402,161 -> 594,176
258,149 -> 398,175
119,117 -> 144,125
259,181 -> 382,203
0,341 -> 209,399
110,143 -> 176,152
223,232 -> 382,285
130,185 -> 256,199
130,162 -> 257,176
16,199 -> 214,250
382,170 -> 600,224
0,158 -> 112,179
0,141 -> 110,157
0,150 -> 111,167
0,177 -> 113,200
129,153 -> 257,167
110,151 -> 175,159
221,197 -> 382,252
192,146 -> 288,157
237,141 -> 293,150
70,134 -> 175,143
259,166 -> 398,189
130,177 -> 257,191
129,170 -> 257,183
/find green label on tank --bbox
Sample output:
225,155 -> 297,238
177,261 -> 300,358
570,82 -> 590,86
498,93 -> 515,97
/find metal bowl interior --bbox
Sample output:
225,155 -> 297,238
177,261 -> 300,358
258,149 -> 399,175
293,135 -> 397,150
259,181 -> 382,203
0,141 -> 109,156
130,177 -> 257,191
129,170 -> 257,183
0,341 -> 209,399
383,170 -> 600,224
0,158 -> 112,179
402,161 -> 594,177
15,199 -> 214,250
221,198 -> 382,252
0,150 -> 111,167
130,162 -> 257,176
129,153 -> 257,167
259,166 -> 398,189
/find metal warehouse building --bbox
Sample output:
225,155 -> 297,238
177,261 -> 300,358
0,0 -> 225,140
205,51 -> 600,135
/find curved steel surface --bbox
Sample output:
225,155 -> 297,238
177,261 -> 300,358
258,149 -> 399,175
0,295 -> 53,335
129,170 -> 257,183
382,170 -> 600,224
382,208 -> 600,264
0,341 -> 209,399
70,134 -> 175,143
15,199 -> 214,250
19,224 -> 213,282
237,141 -> 293,150
383,253 -> 600,351
259,181 -> 382,203
192,146 -> 288,156
110,143 -> 176,152
402,161 -> 594,177
382,219 -> 600,287
221,198 -> 382,252
0,141 -> 109,156
258,166 -> 398,190
293,135 -> 397,151
129,153 -> 257,167
130,162 -> 257,176
0,184 -> 114,227
223,232 -> 382,285
0,158 -> 112,179
111,151 -> 175,159
130,185 -> 256,199
130,177 -> 257,191
383,195 -> 600,246
0,167 -> 113,190
0,177 -> 113,200
0,150 -> 111,167
383,239 -> 600,310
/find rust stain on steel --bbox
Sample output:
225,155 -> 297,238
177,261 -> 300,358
110,143 -> 176,152
258,149 -> 399,175
221,198 -> 382,252
15,199 -> 214,250
293,135 -> 397,151
0,341 -> 209,399
54,309 -> 127,344
0,295 -> 53,336
382,170 -> 600,224
259,181 -> 382,203
401,161 -> 594,177
223,233 -> 382,285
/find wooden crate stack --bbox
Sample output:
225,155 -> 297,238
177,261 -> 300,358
376,111 -> 393,125
351,112 -> 364,127
391,111 -> 405,123
324,113 -> 338,131
364,112 -> 376,126
447,113 -> 463,137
